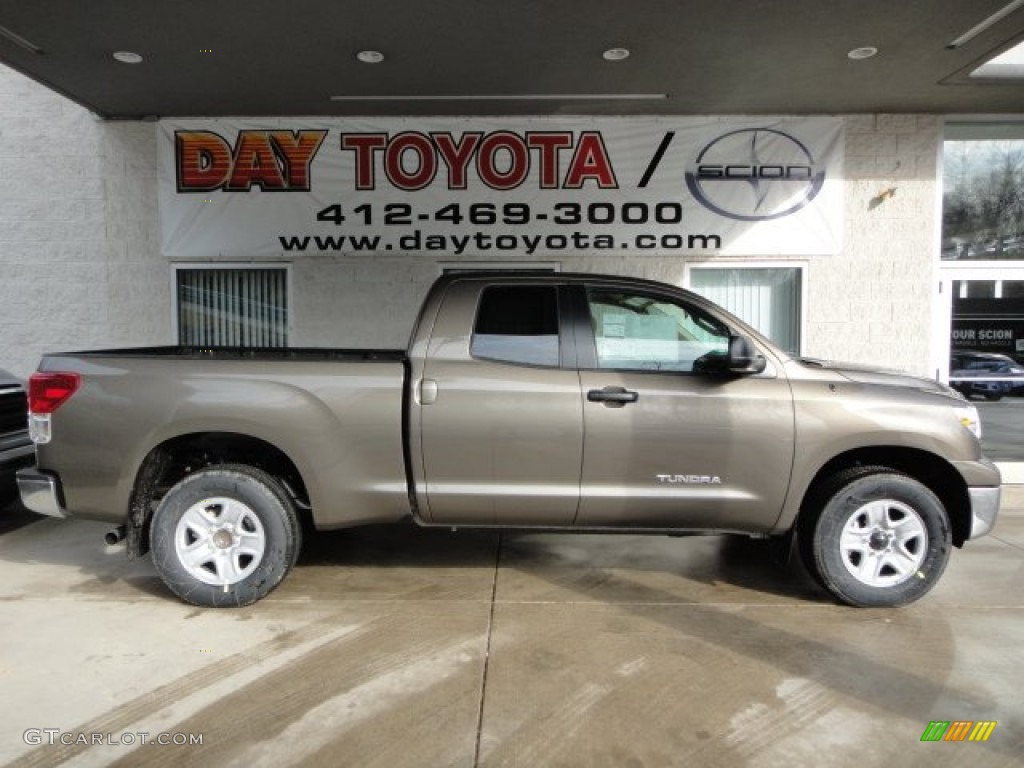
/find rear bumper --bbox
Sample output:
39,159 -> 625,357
16,468 -> 68,518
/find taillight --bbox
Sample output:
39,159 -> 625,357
29,372 -> 81,414
28,372 -> 80,445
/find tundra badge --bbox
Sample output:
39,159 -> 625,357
656,474 -> 722,485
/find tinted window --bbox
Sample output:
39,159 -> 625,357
471,285 -> 560,366
587,288 -> 730,372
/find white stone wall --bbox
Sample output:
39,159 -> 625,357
0,62 -> 941,378
807,115 -> 941,376
0,65 -> 169,378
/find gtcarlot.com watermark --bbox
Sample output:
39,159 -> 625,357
24,729 -> 203,747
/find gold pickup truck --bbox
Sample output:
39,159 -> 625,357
17,272 -> 1001,608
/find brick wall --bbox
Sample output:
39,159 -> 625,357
0,63 -> 941,377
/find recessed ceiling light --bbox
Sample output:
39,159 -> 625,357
356,50 -> 384,64
847,47 -> 878,60
603,48 -> 630,61
112,51 -> 143,64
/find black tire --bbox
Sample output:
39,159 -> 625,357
984,393 -> 1003,401
798,468 -> 951,607
150,464 -> 301,607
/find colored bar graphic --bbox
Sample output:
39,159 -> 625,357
920,720 -> 997,743
969,722 -> 997,742
944,721 -> 973,741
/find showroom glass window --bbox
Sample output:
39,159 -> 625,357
943,125 -> 1024,262
176,267 -> 289,347
689,266 -> 803,356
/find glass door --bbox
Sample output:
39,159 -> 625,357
939,268 -> 1024,460
941,122 -> 1024,461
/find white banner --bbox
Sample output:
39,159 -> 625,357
158,117 -> 844,258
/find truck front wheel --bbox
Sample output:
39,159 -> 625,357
799,469 -> 951,607
150,464 -> 301,607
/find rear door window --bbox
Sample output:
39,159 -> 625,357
471,285 -> 560,367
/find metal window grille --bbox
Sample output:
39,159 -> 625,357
176,268 -> 288,347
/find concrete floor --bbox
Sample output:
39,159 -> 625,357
0,489 -> 1022,768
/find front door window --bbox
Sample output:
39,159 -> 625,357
586,288 -> 730,373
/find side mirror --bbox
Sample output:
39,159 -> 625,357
727,335 -> 767,375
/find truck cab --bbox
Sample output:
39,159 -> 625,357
410,273 -> 794,533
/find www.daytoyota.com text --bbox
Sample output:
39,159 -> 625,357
280,201 -> 721,254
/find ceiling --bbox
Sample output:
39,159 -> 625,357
1,0 -> 1023,119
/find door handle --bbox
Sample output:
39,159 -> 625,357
419,378 -> 438,405
587,387 -> 639,405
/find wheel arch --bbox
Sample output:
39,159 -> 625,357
796,447 -> 972,548
125,431 -> 310,558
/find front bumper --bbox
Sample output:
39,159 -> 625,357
968,486 -> 1001,539
16,468 -> 68,518
953,457 -> 1002,541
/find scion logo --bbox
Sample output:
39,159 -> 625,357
685,128 -> 825,222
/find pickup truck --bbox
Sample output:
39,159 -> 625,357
17,271 -> 1001,608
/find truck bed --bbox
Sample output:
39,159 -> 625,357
34,347 -> 412,529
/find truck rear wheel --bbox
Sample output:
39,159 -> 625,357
799,469 -> 951,607
150,464 -> 301,607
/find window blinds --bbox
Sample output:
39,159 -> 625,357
177,268 -> 288,347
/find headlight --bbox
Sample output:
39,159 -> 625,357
954,403 -> 982,440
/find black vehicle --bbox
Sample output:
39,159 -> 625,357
0,369 -> 33,507
949,351 -> 1024,401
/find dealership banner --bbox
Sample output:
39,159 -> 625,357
158,117 -> 844,258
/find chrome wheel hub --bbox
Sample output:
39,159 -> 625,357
174,497 -> 266,586
840,499 -> 928,588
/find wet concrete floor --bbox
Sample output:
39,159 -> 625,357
0,488 -> 1022,767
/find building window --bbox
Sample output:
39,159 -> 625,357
943,124 -> 1024,262
176,267 -> 289,347
689,266 -> 803,356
